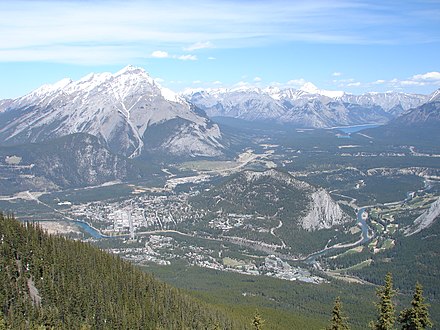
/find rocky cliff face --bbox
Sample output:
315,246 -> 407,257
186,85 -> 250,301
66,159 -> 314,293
405,197 -> 440,236
301,189 -> 348,230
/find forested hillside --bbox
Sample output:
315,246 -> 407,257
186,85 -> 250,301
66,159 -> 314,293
0,213 -> 245,329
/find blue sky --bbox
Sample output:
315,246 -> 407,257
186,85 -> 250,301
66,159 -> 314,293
1,0 -> 439,99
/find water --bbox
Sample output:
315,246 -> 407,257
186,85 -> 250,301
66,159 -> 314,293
333,123 -> 381,134
74,220 -> 106,239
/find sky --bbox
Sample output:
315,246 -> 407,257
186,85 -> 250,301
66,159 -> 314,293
0,0 -> 439,99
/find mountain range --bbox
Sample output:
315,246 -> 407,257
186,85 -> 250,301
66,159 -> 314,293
1,66 -> 439,154
183,84 -> 433,128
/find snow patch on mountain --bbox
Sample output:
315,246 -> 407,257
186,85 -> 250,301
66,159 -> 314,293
428,89 -> 440,102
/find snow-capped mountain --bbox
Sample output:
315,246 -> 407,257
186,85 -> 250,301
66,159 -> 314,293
0,66 -> 224,158
183,85 -> 428,128
340,92 -> 427,117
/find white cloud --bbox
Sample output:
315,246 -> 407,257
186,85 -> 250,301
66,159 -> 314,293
411,71 -> 440,81
150,51 -> 197,61
347,82 -> 361,87
208,57 -> 216,60
177,54 -> 197,61
254,77 -> 262,82
333,78 -> 354,84
212,80 -> 222,85
400,80 -> 424,86
151,50 -> 169,58
185,41 -> 213,51
192,80 -> 202,84
372,72 -> 440,89
332,72 -> 342,77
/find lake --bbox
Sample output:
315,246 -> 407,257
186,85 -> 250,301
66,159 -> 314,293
332,123 -> 382,134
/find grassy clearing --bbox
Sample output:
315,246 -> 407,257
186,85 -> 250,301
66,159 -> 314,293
343,259 -> 373,271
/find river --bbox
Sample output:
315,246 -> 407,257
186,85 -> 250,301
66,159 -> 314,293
304,207 -> 371,264
74,220 -> 108,239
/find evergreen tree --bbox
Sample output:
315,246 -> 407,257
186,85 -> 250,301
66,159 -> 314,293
327,296 -> 350,330
370,272 -> 396,330
252,310 -> 264,330
0,312 -> 6,330
399,282 -> 433,330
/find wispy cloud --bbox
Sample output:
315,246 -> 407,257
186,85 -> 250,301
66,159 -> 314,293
184,41 -> 213,51
335,72 -> 440,90
177,54 -> 197,61
1,0 -> 438,64
370,72 -> 440,88
150,50 -> 197,61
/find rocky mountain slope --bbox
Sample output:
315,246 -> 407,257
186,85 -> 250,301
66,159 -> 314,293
0,66 -> 224,158
0,133 -> 153,194
184,84 -> 428,128
392,100 -> 440,126
363,100 -> 440,145
405,196 -> 440,236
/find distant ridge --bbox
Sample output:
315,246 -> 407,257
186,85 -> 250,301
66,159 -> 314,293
183,85 -> 428,128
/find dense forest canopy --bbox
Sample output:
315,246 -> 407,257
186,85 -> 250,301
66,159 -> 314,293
0,212 -> 245,329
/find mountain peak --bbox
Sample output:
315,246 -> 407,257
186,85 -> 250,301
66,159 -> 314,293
115,65 -> 148,76
300,82 -> 320,94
